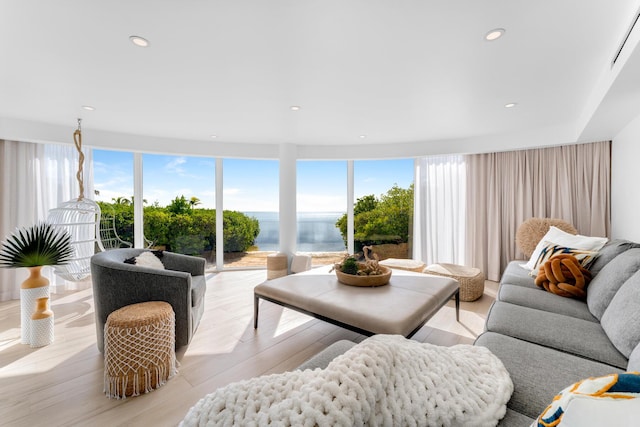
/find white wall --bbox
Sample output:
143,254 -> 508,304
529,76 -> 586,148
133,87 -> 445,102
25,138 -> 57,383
611,111 -> 640,241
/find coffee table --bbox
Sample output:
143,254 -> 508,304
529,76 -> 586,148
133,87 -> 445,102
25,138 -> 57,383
254,265 -> 459,338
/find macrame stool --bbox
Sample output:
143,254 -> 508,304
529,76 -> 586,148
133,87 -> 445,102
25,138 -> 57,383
104,302 -> 177,399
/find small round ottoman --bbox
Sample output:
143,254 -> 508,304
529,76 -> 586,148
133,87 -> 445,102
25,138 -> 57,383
423,263 -> 485,302
378,258 -> 426,273
267,253 -> 288,279
104,301 -> 177,399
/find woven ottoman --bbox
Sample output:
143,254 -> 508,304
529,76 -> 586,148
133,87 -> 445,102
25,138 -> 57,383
267,253 -> 288,279
423,263 -> 485,302
104,301 -> 177,399
379,258 -> 426,273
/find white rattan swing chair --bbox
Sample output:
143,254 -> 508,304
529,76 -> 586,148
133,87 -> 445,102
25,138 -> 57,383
47,119 -> 105,281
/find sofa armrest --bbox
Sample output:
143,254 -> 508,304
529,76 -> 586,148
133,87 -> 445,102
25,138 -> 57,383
161,251 -> 206,276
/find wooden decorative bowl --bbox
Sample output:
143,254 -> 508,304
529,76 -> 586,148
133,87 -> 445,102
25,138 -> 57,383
335,265 -> 392,287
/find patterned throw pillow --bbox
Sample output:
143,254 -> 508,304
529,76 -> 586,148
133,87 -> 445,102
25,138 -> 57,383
524,226 -> 608,270
536,373 -> 640,426
529,241 -> 599,276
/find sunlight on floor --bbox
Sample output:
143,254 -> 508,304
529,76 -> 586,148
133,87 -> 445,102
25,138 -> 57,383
0,328 -> 20,349
274,315 -> 314,338
0,268 -> 499,426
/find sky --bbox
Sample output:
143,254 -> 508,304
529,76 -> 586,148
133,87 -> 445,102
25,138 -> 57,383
93,150 -> 414,212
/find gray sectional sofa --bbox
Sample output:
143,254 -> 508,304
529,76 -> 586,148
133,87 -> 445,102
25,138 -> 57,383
475,239 -> 640,425
298,239 -> 640,425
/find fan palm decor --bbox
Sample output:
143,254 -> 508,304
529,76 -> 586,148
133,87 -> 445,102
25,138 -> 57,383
0,222 -> 73,268
0,222 -> 72,346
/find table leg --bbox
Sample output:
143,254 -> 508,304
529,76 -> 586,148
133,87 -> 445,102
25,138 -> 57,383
455,290 -> 460,322
254,294 -> 259,329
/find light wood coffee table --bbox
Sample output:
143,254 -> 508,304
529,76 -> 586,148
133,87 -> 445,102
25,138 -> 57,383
254,265 -> 459,338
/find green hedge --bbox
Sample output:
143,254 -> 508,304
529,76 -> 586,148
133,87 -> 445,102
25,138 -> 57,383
97,200 -> 259,255
99,184 -> 411,256
336,184 -> 413,253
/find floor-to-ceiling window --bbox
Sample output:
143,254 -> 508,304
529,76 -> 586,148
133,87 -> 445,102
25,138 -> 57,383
92,150 -> 415,269
142,154 -> 215,267
223,159 -> 279,268
93,149 -> 135,247
352,159 -> 414,260
296,160 -> 348,265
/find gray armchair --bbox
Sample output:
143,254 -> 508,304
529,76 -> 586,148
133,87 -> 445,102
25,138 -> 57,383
90,248 -> 206,352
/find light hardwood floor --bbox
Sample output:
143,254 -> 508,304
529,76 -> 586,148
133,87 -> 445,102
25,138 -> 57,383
0,269 -> 498,427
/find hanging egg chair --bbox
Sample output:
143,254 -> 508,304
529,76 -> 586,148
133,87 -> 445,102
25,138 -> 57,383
47,119 -> 104,281
48,199 -> 102,281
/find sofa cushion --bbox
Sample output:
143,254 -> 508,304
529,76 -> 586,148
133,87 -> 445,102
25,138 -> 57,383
601,270 -> 640,358
501,261 -> 539,289
497,284 -> 597,322
297,340 -> 357,371
629,342 -> 640,372
589,239 -> 640,276
485,301 -> 628,368
191,275 -> 206,308
498,409 -> 534,427
587,248 -> 640,320
474,332 -> 624,420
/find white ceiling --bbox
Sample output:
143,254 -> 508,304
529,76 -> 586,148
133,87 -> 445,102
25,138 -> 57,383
1,1 -> 640,158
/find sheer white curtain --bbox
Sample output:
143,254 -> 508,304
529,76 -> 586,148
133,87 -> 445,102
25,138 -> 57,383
465,141 -> 611,281
0,140 -> 93,301
413,155 -> 466,266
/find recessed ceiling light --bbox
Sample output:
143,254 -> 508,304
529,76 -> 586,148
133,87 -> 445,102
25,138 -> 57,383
485,28 -> 505,41
290,106 -> 301,111
504,102 -> 518,108
359,135 -> 367,139
129,35 -> 150,47
81,105 -> 95,111
210,135 -> 217,138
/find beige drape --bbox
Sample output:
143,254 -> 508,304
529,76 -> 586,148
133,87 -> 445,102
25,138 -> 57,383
465,141 -> 611,281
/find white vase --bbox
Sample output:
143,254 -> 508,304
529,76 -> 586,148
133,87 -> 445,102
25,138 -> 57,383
30,297 -> 54,348
20,266 -> 50,345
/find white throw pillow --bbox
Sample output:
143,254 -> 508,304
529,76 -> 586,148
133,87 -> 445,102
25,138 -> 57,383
523,226 -> 608,270
125,251 -> 165,270
557,397 -> 640,426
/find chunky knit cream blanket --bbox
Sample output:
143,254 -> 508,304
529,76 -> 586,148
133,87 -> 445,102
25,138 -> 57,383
181,335 -> 513,426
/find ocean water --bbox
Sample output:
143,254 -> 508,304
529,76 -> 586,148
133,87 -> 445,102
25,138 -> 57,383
244,211 -> 346,252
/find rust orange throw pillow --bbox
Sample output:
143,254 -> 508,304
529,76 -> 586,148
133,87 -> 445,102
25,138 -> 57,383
534,254 -> 592,299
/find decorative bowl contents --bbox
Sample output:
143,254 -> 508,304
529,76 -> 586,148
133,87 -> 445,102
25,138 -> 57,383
332,254 -> 392,287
